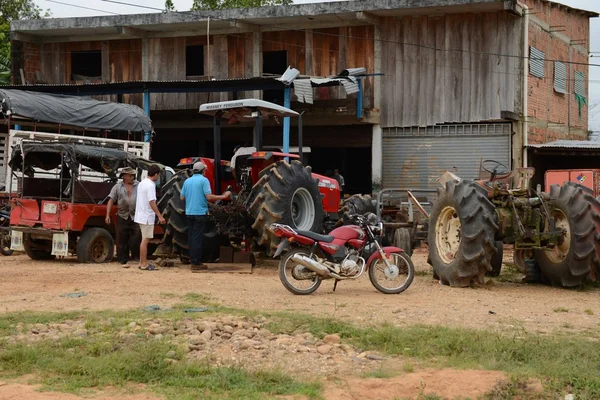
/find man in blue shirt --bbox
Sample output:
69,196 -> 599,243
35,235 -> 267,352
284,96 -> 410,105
180,161 -> 231,272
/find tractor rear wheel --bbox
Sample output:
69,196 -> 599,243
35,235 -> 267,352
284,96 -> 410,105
427,179 -> 498,287
157,170 -> 224,263
487,241 -> 504,277
248,160 -> 324,253
534,182 -> 596,287
586,194 -> 600,281
340,194 -> 377,224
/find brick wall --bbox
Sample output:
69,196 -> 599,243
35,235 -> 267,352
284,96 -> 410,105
523,0 -> 591,144
20,42 -> 42,84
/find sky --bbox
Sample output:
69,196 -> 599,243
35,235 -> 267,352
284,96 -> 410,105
33,0 -> 600,131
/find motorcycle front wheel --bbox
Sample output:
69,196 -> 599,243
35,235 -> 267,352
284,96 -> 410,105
279,248 -> 322,295
369,251 -> 415,294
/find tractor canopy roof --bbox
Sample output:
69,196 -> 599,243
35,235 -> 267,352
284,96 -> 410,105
9,141 -> 160,178
0,89 -> 153,133
199,99 -> 299,119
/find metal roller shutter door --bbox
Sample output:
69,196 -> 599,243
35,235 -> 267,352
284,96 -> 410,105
382,123 -> 511,189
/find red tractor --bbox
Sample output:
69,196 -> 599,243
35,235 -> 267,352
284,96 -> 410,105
157,99 -> 341,262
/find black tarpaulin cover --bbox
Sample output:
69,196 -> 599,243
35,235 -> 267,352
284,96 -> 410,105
9,142 -> 157,177
0,89 -> 152,133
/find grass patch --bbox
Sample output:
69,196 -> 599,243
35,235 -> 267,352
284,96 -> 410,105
553,307 -> 569,313
414,270 -> 431,277
585,309 -> 594,316
160,293 -> 178,299
2,306 -> 600,398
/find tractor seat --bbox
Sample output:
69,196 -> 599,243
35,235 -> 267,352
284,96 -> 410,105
297,230 -> 335,243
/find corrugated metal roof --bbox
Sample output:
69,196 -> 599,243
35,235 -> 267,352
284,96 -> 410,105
529,140 -> 600,149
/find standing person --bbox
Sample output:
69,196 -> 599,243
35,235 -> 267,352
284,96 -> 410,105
105,167 -> 140,267
180,161 -> 231,272
134,165 -> 166,271
333,168 -> 346,196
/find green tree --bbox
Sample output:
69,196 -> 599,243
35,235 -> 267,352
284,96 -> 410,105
191,0 -> 292,11
164,0 -> 176,12
0,0 -> 48,84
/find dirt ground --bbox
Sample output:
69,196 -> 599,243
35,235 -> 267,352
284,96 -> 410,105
0,249 -> 598,335
0,248 -> 597,399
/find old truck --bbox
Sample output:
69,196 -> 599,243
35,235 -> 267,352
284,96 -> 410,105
1,89 -> 173,263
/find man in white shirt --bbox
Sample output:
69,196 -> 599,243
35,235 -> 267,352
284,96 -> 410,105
134,164 -> 166,270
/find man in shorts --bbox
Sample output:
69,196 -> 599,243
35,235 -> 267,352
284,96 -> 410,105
134,165 -> 166,270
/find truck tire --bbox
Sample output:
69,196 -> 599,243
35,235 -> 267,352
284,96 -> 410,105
248,160 -> 325,253
77,228 -> 114,263
534,182 -> 596,287
487,241 -> 504,277
340,194 -> 377,224
157,170 -> 224,263
427,179 -> 498,287
1,232 -> 13,256
23,234 -> 55,260
393,228 -> 412,256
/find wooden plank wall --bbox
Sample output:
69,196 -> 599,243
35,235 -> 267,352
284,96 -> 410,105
109,39 -> 142,106
380,12 -> 522,128
262,31 -> 306,73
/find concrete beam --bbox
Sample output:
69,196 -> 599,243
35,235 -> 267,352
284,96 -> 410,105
12,0 -> 532,34
356,12 -> 382,25
229,20 -> 260,32
10,32 -> 42,43
118,26 -> 149,38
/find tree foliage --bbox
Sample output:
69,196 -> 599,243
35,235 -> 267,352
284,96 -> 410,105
164,0 -> 176,12
191,0 -> 292,11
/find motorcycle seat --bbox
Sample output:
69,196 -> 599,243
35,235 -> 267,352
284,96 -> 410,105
296,230 -> 335,243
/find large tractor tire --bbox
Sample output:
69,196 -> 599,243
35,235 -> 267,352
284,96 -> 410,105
248,160 -> 324,253
586,194 -> 600,281
23,234 -> 55,261
157,170 -> 224,263
427,179 -> 498,287
340,194 -> 377,224
393,228 -> 413,256
534,182 -> 596,287
487,241 -> 504,277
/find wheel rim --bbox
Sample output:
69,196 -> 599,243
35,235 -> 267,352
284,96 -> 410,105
91,238 -> 110,263
545,209 -> 570,264
291,188 -> 315,230
435,206 -> 461,264
283,253 -> 320,291
371,253 -> 412,290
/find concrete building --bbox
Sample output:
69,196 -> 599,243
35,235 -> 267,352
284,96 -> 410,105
7,0 -> 598,192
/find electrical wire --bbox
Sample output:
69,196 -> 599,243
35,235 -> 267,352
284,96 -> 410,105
98,0 -> 164,12
44,0 -> 119,15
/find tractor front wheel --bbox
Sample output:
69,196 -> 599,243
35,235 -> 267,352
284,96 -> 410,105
534,182 -> 596,287
427,179 -> 498,287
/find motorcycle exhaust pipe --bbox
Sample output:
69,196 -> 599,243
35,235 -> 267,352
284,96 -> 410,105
291,253 -> 332,278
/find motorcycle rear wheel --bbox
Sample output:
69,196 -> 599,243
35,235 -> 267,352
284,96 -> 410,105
368,251 -> 415,294
279,248 -> 322,295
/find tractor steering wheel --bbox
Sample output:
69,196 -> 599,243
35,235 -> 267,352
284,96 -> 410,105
481,160 -> 510,178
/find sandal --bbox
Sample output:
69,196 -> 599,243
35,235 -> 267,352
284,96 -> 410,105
138,264 -> 159,271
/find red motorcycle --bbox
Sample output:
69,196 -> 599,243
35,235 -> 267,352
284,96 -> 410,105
271,213 -> 415,295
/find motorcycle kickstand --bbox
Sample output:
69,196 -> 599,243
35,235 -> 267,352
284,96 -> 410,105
333,279 -> 340,292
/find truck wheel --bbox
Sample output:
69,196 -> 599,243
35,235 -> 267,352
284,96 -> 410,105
427,179 -> 498,287
393,228 -> 412,256
487,241 -> 504,277
77,228 -> 114,263
1,232 -> 13,256
248,160 -> 324,253
534,182 -> 595,287
23,234 -> 55,260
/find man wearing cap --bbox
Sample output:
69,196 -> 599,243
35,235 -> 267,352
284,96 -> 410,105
105,167 -> 140,266
180,161 -> 232,272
